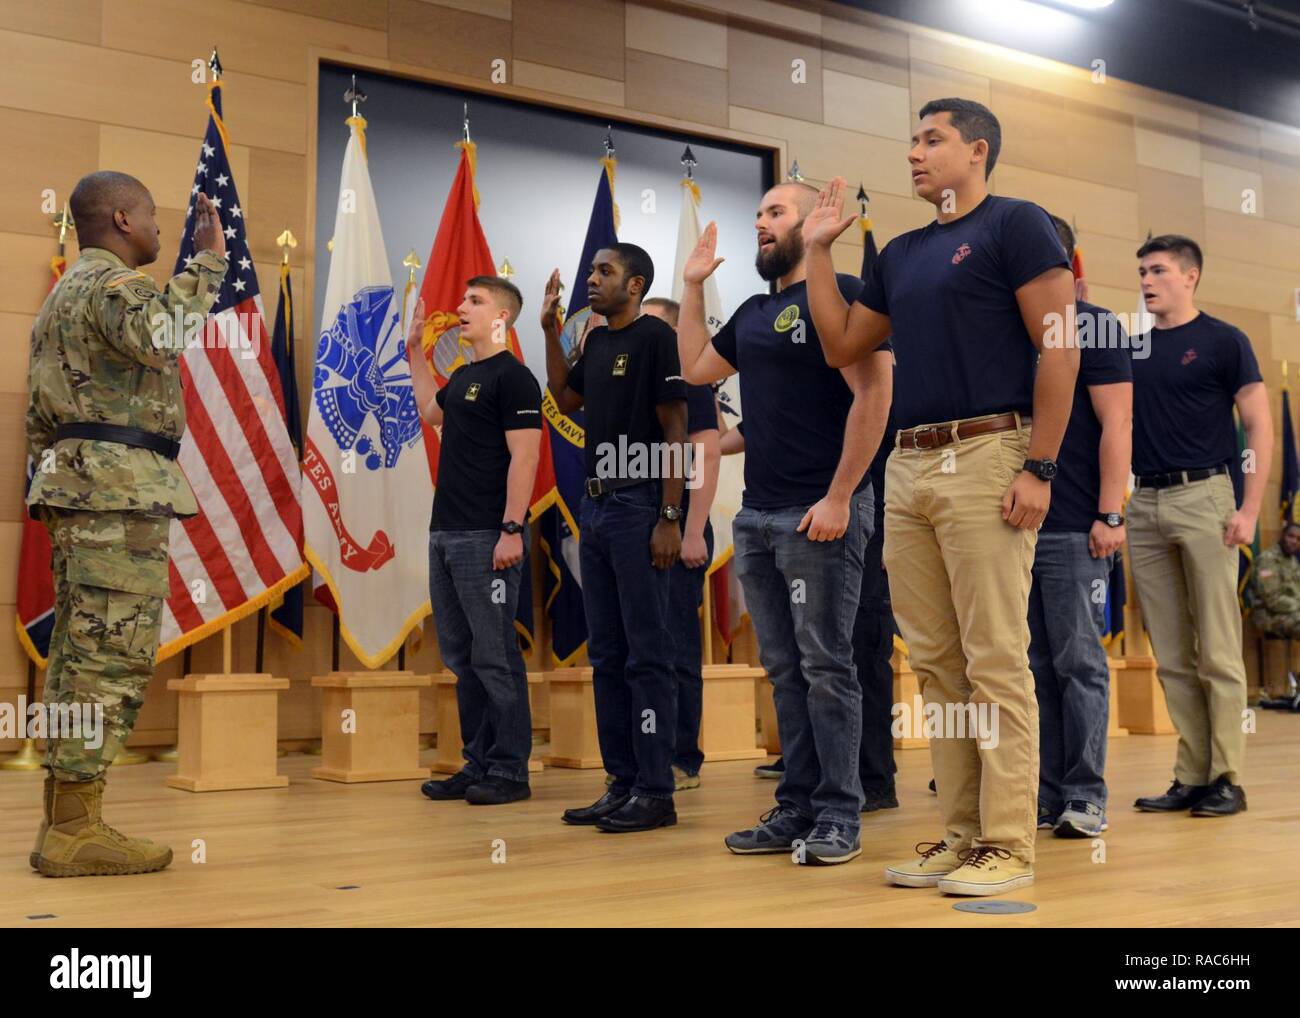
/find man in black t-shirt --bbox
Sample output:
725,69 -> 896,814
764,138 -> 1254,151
406,276 -> 542,807
543,244 -> 689,834
1030,215 -> 1133,840
643,298 -> 721,789
803,99 -> 1079,896
679,182 -> 891,866
1127,235 -> 1271,818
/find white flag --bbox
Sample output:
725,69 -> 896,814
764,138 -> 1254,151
672,178 -> 747,624
303,116 -> 430,667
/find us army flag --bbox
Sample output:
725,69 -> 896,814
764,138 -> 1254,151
303,114 -> 430,667
671,176 -> 747,641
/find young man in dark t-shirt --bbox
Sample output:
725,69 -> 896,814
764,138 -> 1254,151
643,298 -> 721,789
679,182 -> 892,866
407,276 -> 542,806
1029,216 -> 1133,839
804,99 -> 1079,896
543,244 -> 689,834
1127,234 -> 1271,818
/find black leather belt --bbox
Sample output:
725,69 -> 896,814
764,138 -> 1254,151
55,422 -> 181,460
1134,464 -> 1227,490
584,476 -> 652,498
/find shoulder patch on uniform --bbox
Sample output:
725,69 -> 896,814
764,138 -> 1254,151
105,271 -> 148,288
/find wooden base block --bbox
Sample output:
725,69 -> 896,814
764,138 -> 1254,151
892,654 -> 928,750
428,672 -> 545,775
700,663 -> 767,761
1116,655 -> 1177,735
309,671 -> 432,783
164,673 -> 290,792
756,675 -> 780,754
1107,657 -> 1129,737
543,667 -> 603,768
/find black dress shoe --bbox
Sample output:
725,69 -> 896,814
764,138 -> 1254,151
862,786 -> 899,812
465,776 -> 531,806
562,790 -> 630,826
595,795 -> 677,833
421,770 -> 477,801
1191,777 -> 1247,816
1134,779 -> 1211,812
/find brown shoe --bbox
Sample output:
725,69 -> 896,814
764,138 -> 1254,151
37,777 -> 173,878
30,772 -> 54,871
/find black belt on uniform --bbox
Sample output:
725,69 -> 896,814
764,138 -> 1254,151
584,476 -> 653,498
55,422 -> 181,461
1133,463 -> 1228,490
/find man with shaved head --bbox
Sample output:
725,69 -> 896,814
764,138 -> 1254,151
26,171 -> 228,876
678,182 -> 893,865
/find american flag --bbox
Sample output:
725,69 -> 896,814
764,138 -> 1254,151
158,78 -> 307,658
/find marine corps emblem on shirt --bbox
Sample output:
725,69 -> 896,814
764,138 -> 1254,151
773,305 -> 801,332
465,382 -> 481,401
613,353 -> 629,376
952,242 -> 972,265
1182,349 -> 1198,366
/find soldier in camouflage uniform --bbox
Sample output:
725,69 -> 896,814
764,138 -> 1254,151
1251,523 -> 1300,638
26,170 -> 227,877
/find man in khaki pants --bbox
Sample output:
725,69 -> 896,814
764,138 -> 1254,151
1128,235 -> 1271,817
804,98 -> 1078,895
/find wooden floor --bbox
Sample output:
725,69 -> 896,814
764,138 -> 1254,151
3,713 -> 1298,927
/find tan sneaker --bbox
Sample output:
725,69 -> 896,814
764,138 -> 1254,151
37,777 -> 173,878
885,839 -> 964,887
30,772 -> 54,870
673,766 -> 700,791
937,846 -> 1034,896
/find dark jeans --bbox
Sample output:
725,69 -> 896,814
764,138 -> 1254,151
1027,530 -> 1112,813
579,482 -> 677,800
734,492 -> 871,827
855,514 -> 897,796
428,529 -> 532,784
669,520 -> 714,775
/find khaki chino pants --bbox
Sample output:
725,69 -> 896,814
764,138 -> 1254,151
883,418 -> 1039,862
1126,472 -> 1247,786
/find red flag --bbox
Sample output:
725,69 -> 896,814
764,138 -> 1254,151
415,142 -> 555,512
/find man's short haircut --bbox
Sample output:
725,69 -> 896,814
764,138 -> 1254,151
643,297 -> 680,327
609,242 -> 654,295
918,98 -> 1003,178
69,170 -> 150,238
1136,234 -> 1203,276
771,180 -> 820,219
465,275 -> 523,326
1048,214 -> 1075,260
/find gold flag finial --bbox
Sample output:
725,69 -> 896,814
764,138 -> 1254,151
787,159 -> 803,182
498,258 -> 515,280
403,248 -> 421,284
53,202 -> 75,247
277,228 -> 297,265
326,236 -> 334,253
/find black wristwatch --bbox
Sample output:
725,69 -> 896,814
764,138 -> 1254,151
1022,458 -> 1058,482
500,520 -> 524,535
1095,512 -> 1124,528
660,505 -> 682,523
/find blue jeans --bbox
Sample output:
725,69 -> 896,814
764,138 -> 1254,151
428,529 -> 532,784
1027,530 -> 1111,813
579,482 -> 677,800
669,520 -> 714,775
734,493 -> 872,827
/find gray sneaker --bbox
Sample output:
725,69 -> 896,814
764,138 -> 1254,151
1054,799 -> 1107,838
799,820 -> 862,866
725,806 -> 812,854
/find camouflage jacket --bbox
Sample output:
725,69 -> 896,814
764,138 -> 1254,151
25,246 -> 228,516
1251,546 -> 1300,617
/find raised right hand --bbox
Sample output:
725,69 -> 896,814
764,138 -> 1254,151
540,269 -> 562,333
192,192 -> 226,258
801,176 -> 858,249
683,221 -> 725,284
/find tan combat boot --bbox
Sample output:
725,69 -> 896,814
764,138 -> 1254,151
37,777 -> 173,877
30,772 -> 54,870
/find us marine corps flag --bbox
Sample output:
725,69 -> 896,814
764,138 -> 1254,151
303,112 -> 430,667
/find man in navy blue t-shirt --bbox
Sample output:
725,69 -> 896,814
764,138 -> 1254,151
1029,215 -> 1133,840
678,182 -> 892,866
1127,234 -> 1271,818
803,98 -> 1079,896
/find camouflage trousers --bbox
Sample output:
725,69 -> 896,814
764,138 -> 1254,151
39,506 -> 172,781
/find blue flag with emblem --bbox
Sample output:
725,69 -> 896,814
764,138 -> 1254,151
1281,379 -> 1298,525
268,261 -> 304,644
539,156 -> 619,665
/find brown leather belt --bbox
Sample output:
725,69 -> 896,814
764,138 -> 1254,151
897,412 -> 1029,451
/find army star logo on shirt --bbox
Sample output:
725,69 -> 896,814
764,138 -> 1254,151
612,353 -> 629,376
465,382 -> 481,401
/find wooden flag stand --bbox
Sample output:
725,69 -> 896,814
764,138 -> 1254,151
698,583 -> 766,761
165,623 -> 290,792
428,670 -> 546,775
